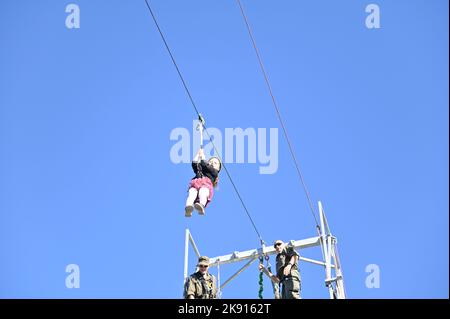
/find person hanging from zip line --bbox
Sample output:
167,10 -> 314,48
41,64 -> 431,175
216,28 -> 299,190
259,240 -> 301,299
184,147 -> 221,217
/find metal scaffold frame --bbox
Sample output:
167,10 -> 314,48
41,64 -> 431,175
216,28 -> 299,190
183,201 -> 346,299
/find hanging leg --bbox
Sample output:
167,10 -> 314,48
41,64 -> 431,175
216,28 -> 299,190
185,188 -> 198,217
195,187 -> 209,215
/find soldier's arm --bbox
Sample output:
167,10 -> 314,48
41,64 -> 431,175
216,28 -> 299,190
288,254 -> 298,265
282,251 -> 299,276
185,278 -> 196,299
286,247 -> 299,266
283,255 -> 298,275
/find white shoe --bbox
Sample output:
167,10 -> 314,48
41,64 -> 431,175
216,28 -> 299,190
194,203 -> 205,215
185,205 -> 194,217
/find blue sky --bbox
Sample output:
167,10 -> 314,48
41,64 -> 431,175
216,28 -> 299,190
0,0 -> 448,298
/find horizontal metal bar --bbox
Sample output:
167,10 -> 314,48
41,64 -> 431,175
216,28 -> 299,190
325,275 -> 343,284
300,256 -> 335,268
209,236 -> 321,267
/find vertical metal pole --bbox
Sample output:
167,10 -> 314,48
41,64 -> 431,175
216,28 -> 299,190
319,202 -> 334,299
217,259 -> 221,299
326,235 -> 334,299
184,229 -> 189,283
331,243 -> 342,299
332,241 -> 346,299
199,123 -> 203,149
319,201 -> 327,260
319,201 -> 326,238
317,201 -> 327,262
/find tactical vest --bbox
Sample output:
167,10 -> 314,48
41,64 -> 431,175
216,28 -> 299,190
184,272 -> 216,299
198,274 -> 215,299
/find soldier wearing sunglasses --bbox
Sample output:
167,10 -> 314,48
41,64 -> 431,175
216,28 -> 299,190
184,256 -> 217,299
259,240 -> 301,299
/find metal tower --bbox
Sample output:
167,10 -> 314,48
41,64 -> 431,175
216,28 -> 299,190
183,201 -> 346,299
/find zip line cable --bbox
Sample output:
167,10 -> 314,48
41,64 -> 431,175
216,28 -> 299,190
144,0 -> 265,244
236,0 -> 320,229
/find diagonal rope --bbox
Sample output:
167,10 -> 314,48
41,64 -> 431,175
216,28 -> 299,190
236,0 -> 320,228
144,0 -> 265,244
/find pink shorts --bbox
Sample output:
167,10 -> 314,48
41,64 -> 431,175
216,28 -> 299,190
188,177 -> 214,204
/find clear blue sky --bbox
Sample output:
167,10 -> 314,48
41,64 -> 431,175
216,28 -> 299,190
0,0 -> 448,298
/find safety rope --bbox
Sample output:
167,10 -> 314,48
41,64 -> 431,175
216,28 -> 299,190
258,253 -> 275,299
258,271 -> 264,299
258,256 -> 264,299
144,0 -> 265,245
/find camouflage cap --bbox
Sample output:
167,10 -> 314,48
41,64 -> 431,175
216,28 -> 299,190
273,240 -> 284,248
197,256 -> 210,266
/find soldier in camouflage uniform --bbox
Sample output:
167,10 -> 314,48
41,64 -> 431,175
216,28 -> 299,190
259,240 -> 301,299
184,256 -> 217,299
